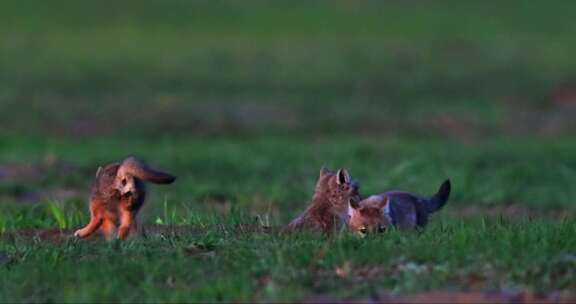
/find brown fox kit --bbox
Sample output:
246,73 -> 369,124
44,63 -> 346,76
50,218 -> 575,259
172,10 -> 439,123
74,157 -> 176,240
348,179 -> 451,236
286,167 -> 361,234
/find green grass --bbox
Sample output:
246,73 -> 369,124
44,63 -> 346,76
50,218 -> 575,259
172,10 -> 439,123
1,219 -> 574,302
1,0 -> 576,302
0,137 -> 575,301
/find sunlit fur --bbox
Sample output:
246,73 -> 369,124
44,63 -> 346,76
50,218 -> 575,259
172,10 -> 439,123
74,157 -> 176,240
286,167 -> 361,234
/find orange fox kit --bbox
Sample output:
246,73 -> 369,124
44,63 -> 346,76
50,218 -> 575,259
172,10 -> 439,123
286,167 -> 361,233
74,157 -> 176,240
348,179 -> 451,236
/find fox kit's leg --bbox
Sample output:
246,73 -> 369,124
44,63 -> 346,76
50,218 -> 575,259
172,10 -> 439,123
74,202 -> 103,238
117,209 -> 134,240
100,218 -> 116,240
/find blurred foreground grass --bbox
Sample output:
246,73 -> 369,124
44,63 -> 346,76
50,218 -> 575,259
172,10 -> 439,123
1,1 -> 576,302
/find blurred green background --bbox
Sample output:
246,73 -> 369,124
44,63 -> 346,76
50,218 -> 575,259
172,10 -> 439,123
2,0 -> 576,139
1,1 -> 576,302
1,0 -> 576,224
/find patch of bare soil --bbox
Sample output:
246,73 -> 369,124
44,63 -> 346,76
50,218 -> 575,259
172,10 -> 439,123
1,223 -> 276,243
305,291 -> 574,304
417,113 -> 484,144
0,158 -> 84,204
306,259 -> 575,303
0,187 -> 83,205
1,228 -> 75,244
28,100 -> 304,138
503,82 -> 576,138
506,107 -> 576,138
0,157 -> 77,181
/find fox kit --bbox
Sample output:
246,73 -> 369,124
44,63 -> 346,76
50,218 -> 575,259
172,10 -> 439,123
286,167 -> 361,234
74,157 -> 176,240
348,179 -> 450,236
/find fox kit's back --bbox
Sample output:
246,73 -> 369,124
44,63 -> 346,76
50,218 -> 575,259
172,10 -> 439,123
92,164 -> 121,204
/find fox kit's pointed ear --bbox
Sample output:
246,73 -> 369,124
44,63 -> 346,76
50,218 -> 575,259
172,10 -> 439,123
320,166 -> 331,177
375,197 -> 388,210
336,168 -> 351,185
95,166 -> 103,177
349,198 -> 360,209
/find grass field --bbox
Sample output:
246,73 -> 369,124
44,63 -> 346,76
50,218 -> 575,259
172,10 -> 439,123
1,1 -> 576,303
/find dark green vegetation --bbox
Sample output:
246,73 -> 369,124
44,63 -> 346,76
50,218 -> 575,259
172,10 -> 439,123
1,0 -> 575,302
2,0 -> 576,138
1,220 -> 575,302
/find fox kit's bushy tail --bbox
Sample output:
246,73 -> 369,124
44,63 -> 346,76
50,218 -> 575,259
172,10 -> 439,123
119,157 -> 176,184
423,179 -> 451,213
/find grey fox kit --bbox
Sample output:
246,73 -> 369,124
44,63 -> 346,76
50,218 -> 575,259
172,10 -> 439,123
348,179 -> 451,235
286,167 -> 361,233
74,157 -> 176,240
